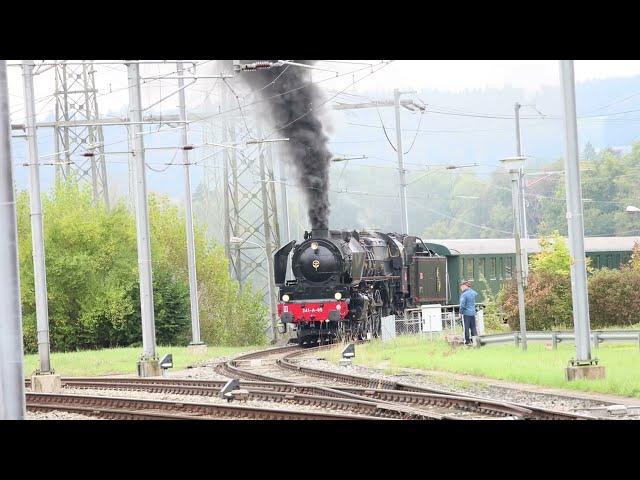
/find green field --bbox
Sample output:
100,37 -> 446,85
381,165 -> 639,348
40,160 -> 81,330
23,345 -> 259,377
325,336 -> 640,398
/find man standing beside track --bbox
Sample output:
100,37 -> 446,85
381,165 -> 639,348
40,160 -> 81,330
459,281 -> 478,346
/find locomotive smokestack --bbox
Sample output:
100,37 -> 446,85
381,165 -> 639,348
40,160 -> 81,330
240,61 -> 332,230
311,228 -> 329,239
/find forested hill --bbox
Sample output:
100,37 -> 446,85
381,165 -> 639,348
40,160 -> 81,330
327,75 -> 640,172
323,142 -> 640,239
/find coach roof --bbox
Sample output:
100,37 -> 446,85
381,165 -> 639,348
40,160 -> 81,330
424,236 -> 640,256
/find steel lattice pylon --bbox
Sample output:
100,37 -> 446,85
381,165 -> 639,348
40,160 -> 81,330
54,60 -> 109,207
224,120 -> 281,295
217,80 -> 280,337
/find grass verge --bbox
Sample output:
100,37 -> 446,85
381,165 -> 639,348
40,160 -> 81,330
325,335 -> 640,398
24,345 -> 259,377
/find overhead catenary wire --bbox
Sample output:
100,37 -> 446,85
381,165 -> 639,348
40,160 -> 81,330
184,61 -> 393,131
8,60 -> 216,120
257,61 -> 393,141
39,61 -> 390,165
111,62 -> 390,160
401,109 -> 424,155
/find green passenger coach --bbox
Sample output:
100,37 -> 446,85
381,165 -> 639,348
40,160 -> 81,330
423,236 -> 639,304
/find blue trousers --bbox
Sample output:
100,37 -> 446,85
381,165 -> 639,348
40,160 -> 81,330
463,315 -> 477,344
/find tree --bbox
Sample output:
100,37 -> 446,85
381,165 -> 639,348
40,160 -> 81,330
530,231 -> 571,276
503,233 -> 574,330
18,181 -> 267,353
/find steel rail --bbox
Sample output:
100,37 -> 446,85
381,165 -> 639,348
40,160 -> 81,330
279,347 -> 593,420
50,380 -> 439,419
28,378 -> 520,418
25,342 -> 593,420
27,404 -> 201,420
27,376 -> 591,420
219,344 -> 585,419
25,392 -> 384,420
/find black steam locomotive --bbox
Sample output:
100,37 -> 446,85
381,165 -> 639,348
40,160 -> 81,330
274,228 -> 448,345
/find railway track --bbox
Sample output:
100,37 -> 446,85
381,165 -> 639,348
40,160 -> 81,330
25,392 -> 385,420
48,379 -> 441,419
50,376 -> 590,420
25,344 -> 595,420
214,343 -> 593,420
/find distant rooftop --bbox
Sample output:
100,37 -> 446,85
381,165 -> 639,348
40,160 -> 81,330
425,236 -> 640,255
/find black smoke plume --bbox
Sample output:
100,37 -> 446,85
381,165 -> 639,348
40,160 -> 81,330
241,61 -> 332,229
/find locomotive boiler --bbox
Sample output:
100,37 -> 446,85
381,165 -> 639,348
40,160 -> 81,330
273,227 -> 448,345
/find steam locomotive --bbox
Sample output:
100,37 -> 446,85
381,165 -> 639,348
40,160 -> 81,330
273,228 -> 448,345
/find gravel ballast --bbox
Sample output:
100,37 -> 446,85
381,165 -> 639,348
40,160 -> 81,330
26,411 -> 99,420
295,354 -> 640,419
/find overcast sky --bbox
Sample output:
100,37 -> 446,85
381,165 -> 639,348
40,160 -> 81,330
7,60 -> 640,124
8,60 -> 640,203
337,60 -> 640,93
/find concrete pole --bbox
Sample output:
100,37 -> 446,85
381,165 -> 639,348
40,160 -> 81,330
220,85 -> 231,267
559,60 -> 592,364
22,60 -> 52,374
277,143 -> 291,244
514,103 -> 522,157
514,103 -> 529,284
244,240 -> 276,341
222,122 -> 231,268
258,142 -> 278,343
510,172 -> 527,350
393,89 -> 409,234
177,62 -> 203,347
127,62 -> 158,372
258,126 -> 278,343
0,60 -> 27,420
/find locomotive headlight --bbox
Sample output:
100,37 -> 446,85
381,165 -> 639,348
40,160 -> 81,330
311,241 -> 319,250
282,294 -> 290,302
334,292 -> 342,300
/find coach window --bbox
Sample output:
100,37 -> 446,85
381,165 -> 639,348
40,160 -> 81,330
489,257 -> 497,279
464,258 -> 474,279
607,255 -> 613,268
505,257 -> 513,279
592,256 -> 600,269
499,257 -> 504,279
477,258 -> 485,279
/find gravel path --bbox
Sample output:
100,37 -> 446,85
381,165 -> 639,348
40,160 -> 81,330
169,351 -> 263,381
296,355 -> 640,419
26,411 -> 99,420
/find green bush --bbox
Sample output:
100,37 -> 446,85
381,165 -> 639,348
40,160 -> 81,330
502,271 -> 573,330
17,181 -> 267,353
501,236 -> 640,331
475,274 -> 508,332
588,265 -> 640,328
